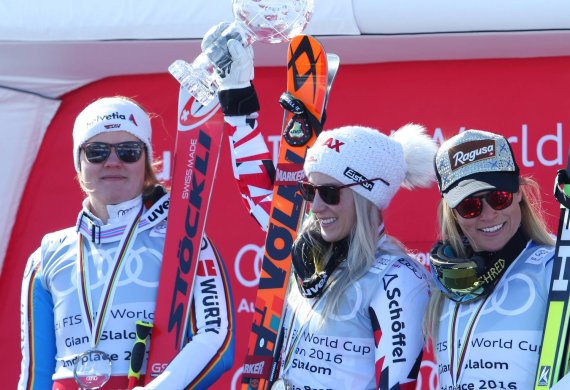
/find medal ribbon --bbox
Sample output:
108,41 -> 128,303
77,206 -> 144,348
281,295 -> 322,376
446,244 -> 552,387
448,295 -> 489,388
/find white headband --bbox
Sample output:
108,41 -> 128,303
72,97 -> 152,171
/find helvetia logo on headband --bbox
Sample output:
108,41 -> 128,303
86,112 -> 126,128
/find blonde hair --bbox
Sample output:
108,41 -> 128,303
424,176 -> 554,342
296,189 -> 409,325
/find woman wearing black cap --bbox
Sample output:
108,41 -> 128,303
426,129 -> 556,389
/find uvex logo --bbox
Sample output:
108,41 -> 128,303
448,140 -> 495,170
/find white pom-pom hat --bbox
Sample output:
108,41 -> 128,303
304,124 -> 437,210
72,97 -> 152,172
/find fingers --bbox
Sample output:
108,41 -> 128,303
202,21 -> 232,51
227,39 -> 248,64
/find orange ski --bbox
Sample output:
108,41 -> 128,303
241,35 -> 338,390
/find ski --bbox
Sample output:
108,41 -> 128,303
534,144 -> 570,389
241,35 -> 339,390
144,88 -> 225,383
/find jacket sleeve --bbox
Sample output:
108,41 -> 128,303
225,113 -> 274,232
369,258 -> 429,390
143,236 -> 234,389
19,247 -> 57,390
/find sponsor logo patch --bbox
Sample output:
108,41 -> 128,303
343,167 -> 374,191
448,139 -> 495,170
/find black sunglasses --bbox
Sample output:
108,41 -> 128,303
455,190 -> 514,219
81,141 -> 146,164
298,177 -> 389,205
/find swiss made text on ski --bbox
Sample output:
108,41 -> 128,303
144,88 -> 225,384
535,144 -> 570,389
241,35 -> 339,390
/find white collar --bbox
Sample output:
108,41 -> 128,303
81,196 -> 143,226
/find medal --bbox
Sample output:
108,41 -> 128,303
73,207 -> 144,388
271,378 -> 289,390
73,349 -> 112,389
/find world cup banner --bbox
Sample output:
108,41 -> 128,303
3,57 -> 570,389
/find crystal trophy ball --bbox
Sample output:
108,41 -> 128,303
169,0 -> 314,105
233,0 -> 314,44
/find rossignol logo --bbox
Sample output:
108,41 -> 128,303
104,124 -> 121,129
86,112 -> 126,128
344,168 -> 374,191
168,130 -> 212,350
448,139 -> 495,170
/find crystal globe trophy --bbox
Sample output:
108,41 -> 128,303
169,0 -> 314,105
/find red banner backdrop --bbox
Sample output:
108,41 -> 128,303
2,56 -> 569,389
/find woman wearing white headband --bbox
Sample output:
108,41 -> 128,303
426,130 -> 557,389
268,124 -> 437,389
205,21 -> 439,388
17,34 -> 268,389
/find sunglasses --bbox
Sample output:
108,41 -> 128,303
81,141 -> 146,164
298,177 -> 389,205
455,190 -> 514,219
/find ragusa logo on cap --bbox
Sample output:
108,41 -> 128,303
448,139 -> 495,171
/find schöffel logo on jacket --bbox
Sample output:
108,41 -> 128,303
448,139 -> 495,171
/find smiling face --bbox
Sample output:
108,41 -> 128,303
79,131 -> 146,218
454,190 -> 523,252
308,172 -> 357,243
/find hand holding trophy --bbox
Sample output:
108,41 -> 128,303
169,0 -> 314,105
